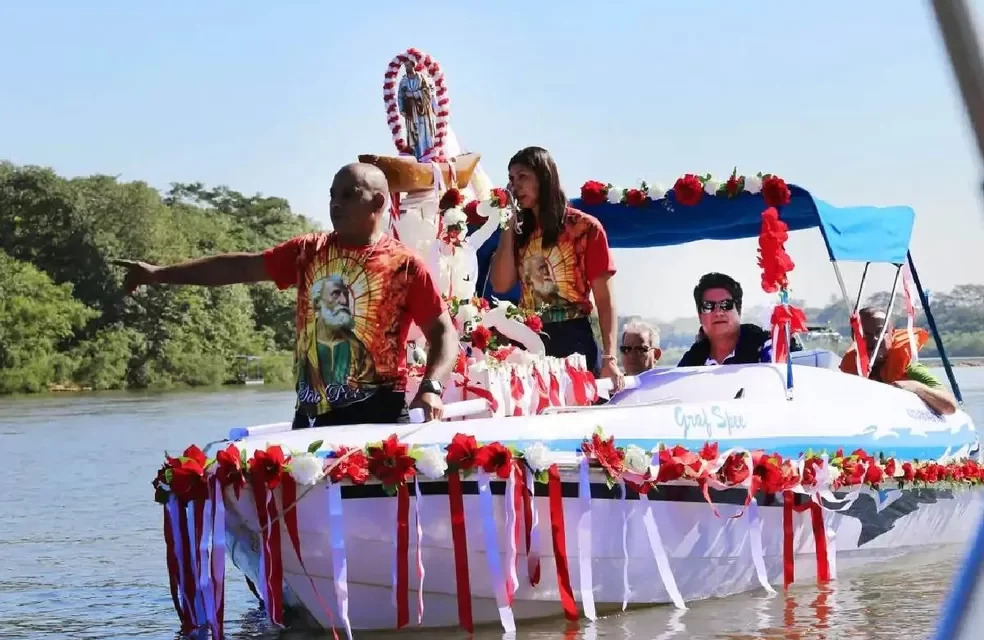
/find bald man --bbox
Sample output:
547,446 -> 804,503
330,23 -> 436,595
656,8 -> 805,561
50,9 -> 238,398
113,163 -> 457,427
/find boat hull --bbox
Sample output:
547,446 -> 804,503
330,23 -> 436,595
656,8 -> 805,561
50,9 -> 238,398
223,479 -> 984,630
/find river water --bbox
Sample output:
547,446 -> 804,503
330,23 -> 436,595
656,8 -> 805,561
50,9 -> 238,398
2,367 -> 983,640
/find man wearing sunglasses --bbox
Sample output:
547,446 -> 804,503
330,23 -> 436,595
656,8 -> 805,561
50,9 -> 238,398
619,318 -> 662,375
678,272 -> 801,367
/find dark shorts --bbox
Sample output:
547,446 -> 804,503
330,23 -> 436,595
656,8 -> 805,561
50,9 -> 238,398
541,316 -> 601,376
292,388 -> 408,429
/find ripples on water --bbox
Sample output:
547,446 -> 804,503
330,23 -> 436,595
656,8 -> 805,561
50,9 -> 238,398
1,369 -> 982,639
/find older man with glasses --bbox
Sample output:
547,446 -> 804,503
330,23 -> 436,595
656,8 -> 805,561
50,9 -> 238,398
619,318 -> 662,375
678,272 -> 802,367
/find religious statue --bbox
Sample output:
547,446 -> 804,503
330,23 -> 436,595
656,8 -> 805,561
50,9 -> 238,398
398,59 -> 439,160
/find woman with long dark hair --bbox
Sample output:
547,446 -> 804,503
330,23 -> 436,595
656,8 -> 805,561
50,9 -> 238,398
489,146 -> 624,389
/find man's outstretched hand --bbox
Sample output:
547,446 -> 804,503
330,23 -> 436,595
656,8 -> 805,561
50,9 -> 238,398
110,258 -> 158,295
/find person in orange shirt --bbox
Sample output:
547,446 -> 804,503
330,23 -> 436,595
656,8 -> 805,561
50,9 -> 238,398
840,307 -> 957,415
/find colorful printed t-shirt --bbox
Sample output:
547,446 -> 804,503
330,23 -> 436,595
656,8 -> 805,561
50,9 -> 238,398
515,207 -> 616,324
263,232 -> 444,417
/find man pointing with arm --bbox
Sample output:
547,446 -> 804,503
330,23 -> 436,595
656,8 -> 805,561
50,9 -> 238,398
114,162 -> 458,427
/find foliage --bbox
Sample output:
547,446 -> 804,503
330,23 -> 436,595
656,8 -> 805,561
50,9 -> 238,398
0,162 -> 318,394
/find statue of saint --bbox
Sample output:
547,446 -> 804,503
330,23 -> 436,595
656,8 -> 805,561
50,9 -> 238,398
398,59 -> 438,160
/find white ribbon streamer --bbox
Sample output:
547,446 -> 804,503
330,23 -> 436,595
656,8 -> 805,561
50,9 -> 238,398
477,470 -> 516,633
327,483 -> 353,640
639,494 -> 687,609
167,496 -> 193,623
210,481 -> 227,640
619,481 -> 631,611
747,498 -> 776,595
577,455 -> 597,621
504,465 -> 519,599
185,502 -> 207,623
198,494 -> 216,634
414,479 -> 426,625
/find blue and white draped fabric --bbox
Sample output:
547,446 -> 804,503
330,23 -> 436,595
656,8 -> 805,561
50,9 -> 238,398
327,483 -> 353,640
398,74 -> 437,161
477,470 -> 516,633
576,454 -> 597,621
197,492 -> 217,636
184,502 -> 207,624
618,481 -> 631,611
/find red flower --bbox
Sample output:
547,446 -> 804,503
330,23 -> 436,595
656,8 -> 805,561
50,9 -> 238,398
625,188 -> 647,207
752,451 -> 785,494
328,447 -> 369,485
249,445 -> 288,490
655,449 -> 685,483
446,433 -> 480,471
471,325 -> 492,350
580,180 -> 608,206
725,174 -> 742,197
475,442 -> 513,479
902,462 -> 915,482
524,315 -> 544,332
802,456 -> 823,487
762,175 -> 791,208
367,434 -> 417,490
884,458 -> 897,478
582,432 -> 626,480
471,297 -> 491,313
699,442 -> 719,462
439,188 -> 464,211
489,188 -> 509,208
780,459 -> 801,490
757,207 -> 795,293
170,457 -> 208,504
864,461 -> 884,487
717,452 -> 750,486
672,174 -> 704,207
182,445 -> 207,468
463,200 -> 483,226
215,444 -> 246,498
838,458 -> 865,486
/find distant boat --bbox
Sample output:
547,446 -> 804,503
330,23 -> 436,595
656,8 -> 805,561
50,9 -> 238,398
229,355 -> 264,386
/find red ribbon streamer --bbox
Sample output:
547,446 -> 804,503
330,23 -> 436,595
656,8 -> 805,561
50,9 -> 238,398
548,371 -> 562,406
783,491 -> 831,588
209,479 -> 226,640
282,476 -> 339,639
250,476 -> 284,625
509,370 -> 525,416
532,367 -> 551,414
447,473 -> 474,632
849,313 -> 871,377
163,505 -> 193,633
396,483 -> 411,629
518,465 -> 540,586
548,465 -> 578,621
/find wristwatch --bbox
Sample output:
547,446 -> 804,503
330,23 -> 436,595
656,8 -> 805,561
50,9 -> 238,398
419,378 -> 444,396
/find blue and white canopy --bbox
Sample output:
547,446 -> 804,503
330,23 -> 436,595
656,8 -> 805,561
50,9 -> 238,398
474,183 -> 916,300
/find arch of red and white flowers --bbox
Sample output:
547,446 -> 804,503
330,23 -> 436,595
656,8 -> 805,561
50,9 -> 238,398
152,427 -> 984,638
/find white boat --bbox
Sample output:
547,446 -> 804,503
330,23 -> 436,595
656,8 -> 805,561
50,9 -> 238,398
151,47 -> 983,638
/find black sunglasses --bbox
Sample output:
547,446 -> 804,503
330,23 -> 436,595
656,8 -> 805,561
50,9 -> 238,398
619,345 -> 651,354
699,299 -> 737,313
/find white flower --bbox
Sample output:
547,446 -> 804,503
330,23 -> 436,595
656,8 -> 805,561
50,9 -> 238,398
477,200 -> 497,220
290,452 -> 325,486
624,444 -> 650,475
416,446 -> 449,479
648,183 -> 666,200
523,441 -> 551,472
498,208 -> 511,230
607,186 -> 623,204
744,175 -> 762,194
443,207 -> 467,227
704,179 -> 721,196
455,303 -> 481,332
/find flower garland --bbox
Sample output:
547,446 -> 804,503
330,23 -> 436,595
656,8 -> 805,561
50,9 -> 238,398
578,169 -> 793,209
442,294 -> 544,352
461,187 -> 511,229
382,47 -> 450,161
756,205 -> 808,363
156,433 -> 984,507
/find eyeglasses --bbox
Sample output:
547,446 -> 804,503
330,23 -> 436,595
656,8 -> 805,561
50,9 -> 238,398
619,345 -> 651,354
699,299 -> 737,313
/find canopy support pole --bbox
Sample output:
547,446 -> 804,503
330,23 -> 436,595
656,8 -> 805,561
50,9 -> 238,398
869,265 -> 903,367
906,250 -> 963,403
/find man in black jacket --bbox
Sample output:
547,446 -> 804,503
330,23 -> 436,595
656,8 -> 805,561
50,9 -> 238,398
678,272 -> 801,367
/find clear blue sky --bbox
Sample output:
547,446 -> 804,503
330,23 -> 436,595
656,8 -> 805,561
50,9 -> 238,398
2,0 -> 983,320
